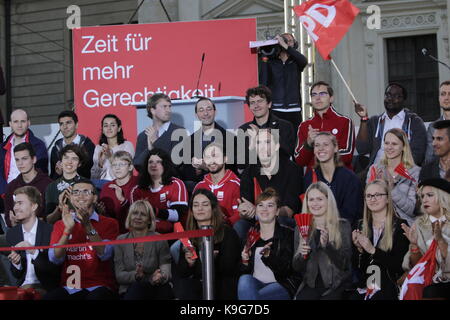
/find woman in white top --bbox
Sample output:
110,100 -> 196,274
91,114 -> 135,181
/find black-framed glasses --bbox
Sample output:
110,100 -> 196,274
365,193 -> 388,201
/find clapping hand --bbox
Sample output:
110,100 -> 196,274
352,230 -> 364,253
401,223 -> 418,246
237,197 -> 256,220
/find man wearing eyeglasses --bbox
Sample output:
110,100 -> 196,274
45,179 -> 119,300
294,81 -> 355,169
355,83 -> 427,167
424,81 -> 450,164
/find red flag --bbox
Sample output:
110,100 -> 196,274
174,222 -> 198,260
242,226 -> 261,264
395,163 -> 416,182
294,213 -> 313,258
294,0 -> 360,60
399,240 -> 438,300
253,177 -> 262,204
367,166 -> 377,183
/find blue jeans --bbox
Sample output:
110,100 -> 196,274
170,240 -> 181,264
238,274 -> 290,300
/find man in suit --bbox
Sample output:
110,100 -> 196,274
6,186 -> 60,295
134,93 -> 186,172
420,120 -> 450,182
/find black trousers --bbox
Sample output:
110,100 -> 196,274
43,286 -> 118,300
122,281 -> 174,300
271,110 -> 302,133
295,284 -> 346,300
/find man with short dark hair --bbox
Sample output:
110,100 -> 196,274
45,144 -> 86,224
181,97 -> 237,185
295,81 -> 355,169
419,120 -> 450,181
4,142 -> 52,227
45,179 -> 119,300
237,85 -> 295,170
355,83 -> 427,167
0,109 -> 48,196
425,81 -> 450,164
6,186 -> 60,295
50,110 -> 95,179
134,94 -> 186,172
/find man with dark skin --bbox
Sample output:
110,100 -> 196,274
355,83 -> 427,168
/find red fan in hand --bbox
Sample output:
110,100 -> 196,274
394,163 -> 416,182
242,226 -> 261,264
174,222 -> 198,260
367,166 -> 377,183
294,213 -> 313,258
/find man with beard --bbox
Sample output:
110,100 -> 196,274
425,81 -> 450,164
355,83 -> 427,167
193,143 -> 240,226
134,94 -> 186,172
50,110 -> 95,179
0,109 -> 48,196
181,97 -> 237,188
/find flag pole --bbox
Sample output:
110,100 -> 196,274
330,57 -> 358,103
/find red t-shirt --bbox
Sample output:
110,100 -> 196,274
131,177 -> 188,233
100,175 -> 139,234
50,214 -> 119,290
194,169 -> 240,225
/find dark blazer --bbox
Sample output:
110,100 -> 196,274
134,122 -> 187,172
6,219 -> 61,291
419,158 -> 441,182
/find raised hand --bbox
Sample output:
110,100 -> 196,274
306,125 -> 320,147
401,223 -> 418,246
61,204 -> 75,233
108,184 -> 125,203
237,197 -> 256,220
354,102 -> 368,118
356,232 -> 375,254
318,228 -> 329,248
247,124 -> 259,151
145,126 -> 158,147
352,230 -> 363,253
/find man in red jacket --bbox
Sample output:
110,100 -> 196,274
194,143 -> 240,226
294,81 -> 355,169
45,179 -> 119,300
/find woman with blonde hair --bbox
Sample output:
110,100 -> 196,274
366,128 -> 420,226
174,188 -> 241,300
401,178 -> 450,299
293,182 -> 352,300
351,179 -> 409,300
114,200 -> 173,300
304,131 -> 364,226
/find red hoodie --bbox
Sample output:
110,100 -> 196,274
194,169 -> 240,225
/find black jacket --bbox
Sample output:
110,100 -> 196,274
240,221 -> 301,298
352,218 -> 409,299
181,122 -> 238,182
238,113 -> 296,170
6,220 -> 61,291
419,158 -> 441,182
259,47 -> 308,110
50,135 -> 95,179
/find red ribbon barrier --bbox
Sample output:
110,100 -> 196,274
0,229 -> 214,252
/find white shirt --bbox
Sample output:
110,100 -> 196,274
374,110 -> 406,164
158,121 -> 171,138
12,218 -> 40,286
252,247 -> 277,284
7,136 -> 26,183
429,215 -> 447,224
63,134 -> 81,147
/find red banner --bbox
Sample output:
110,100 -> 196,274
294,0 -> 359,60
72,19 -> 258,145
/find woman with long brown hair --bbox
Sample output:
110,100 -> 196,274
174,188 -> 241,300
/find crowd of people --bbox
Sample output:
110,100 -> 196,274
0,33 -> 449,301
